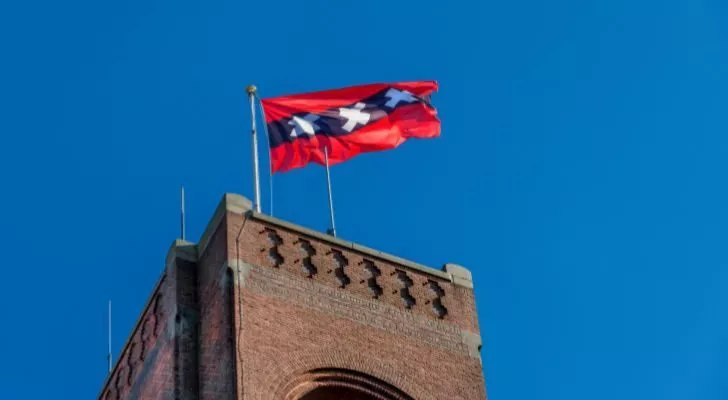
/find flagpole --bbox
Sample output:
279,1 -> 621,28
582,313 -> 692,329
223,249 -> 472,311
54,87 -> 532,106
180,186 -> 186,240
324,146 -> 337,237
107,300 -> 112,374
255,94 -> 274,217
247,85 -> 262,213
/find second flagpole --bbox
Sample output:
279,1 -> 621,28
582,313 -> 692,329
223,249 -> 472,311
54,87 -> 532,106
324,146 -> 337,237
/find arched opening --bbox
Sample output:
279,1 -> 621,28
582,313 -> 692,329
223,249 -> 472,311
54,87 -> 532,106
298,387 -> 377,400
283,368 -> 414,400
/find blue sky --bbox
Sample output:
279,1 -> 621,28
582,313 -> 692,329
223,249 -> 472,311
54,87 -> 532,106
1,0 -> 728,398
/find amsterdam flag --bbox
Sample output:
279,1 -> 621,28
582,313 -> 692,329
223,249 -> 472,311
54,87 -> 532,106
261,81 -> 440,173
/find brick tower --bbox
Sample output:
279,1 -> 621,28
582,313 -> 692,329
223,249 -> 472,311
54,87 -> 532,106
98,193 -> 486,400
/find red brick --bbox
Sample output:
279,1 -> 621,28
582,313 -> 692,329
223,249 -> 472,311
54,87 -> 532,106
98,193 -> 486,399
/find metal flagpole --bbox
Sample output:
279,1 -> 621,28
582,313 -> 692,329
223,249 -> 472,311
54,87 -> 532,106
255,94 -> 274,216
180,186 -> 186,240
247,85 -> 262,213
107,300 -> 112,374
324,147 -> 337,237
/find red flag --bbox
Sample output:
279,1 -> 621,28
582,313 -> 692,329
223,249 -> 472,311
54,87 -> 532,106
261,81 -> 440,173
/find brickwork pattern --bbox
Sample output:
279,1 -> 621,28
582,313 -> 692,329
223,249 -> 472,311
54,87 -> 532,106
172,259 -> 200,400
228,210 -> 485,400
238,286 -> 485,400
227,212 -> 480,334
282,369 -> 416,400
198,221 -> 236,400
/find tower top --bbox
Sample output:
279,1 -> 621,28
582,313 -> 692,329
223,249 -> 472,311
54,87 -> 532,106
99,192 -> 484,400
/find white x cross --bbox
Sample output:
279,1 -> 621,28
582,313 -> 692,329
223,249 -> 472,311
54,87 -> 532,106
384,88 -> 417,108
339,102 -> 370,132
289,114 -> 320,138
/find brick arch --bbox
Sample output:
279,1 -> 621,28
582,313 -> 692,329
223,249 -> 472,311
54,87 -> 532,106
298,387 -> 378,400
283,369 -> 414,400
248,350 -> 419,400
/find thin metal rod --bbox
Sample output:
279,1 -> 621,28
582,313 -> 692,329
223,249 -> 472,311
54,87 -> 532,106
180,186 -> 186,241
324,147 -> 337,237
247,85 -> 262,213
255,94 -> 274,216
107,300 -> 112,374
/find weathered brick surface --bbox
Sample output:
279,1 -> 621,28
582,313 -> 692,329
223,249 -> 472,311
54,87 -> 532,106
226,210 -> 486,399
173,258 -> 200,400
99,194 -> 486,399
198,220 -> 236,399
238,269 -> 485,399
227,212 -> 480,334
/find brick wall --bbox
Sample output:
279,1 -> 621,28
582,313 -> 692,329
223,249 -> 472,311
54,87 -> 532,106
228,209 -> 486,400
98,193 -> 486,399
197,219 -> 236,399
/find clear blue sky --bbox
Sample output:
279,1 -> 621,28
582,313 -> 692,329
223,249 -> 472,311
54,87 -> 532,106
1,0 -> 727,398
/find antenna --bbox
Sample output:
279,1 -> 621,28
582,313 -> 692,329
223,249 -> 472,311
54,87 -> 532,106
181,186 -> 186,241
107,300 -> 112,374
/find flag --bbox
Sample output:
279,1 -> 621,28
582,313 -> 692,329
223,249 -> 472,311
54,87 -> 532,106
261,81 -> 440,173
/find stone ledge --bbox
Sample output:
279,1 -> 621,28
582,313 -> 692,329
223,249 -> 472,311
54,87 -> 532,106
197,193 -> 252,258
461,330 -> 483,361
166,239 -> 197,265
444,264 -> 474,289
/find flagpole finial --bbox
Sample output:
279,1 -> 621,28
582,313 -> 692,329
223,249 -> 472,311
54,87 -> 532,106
246,85 -> 257,95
